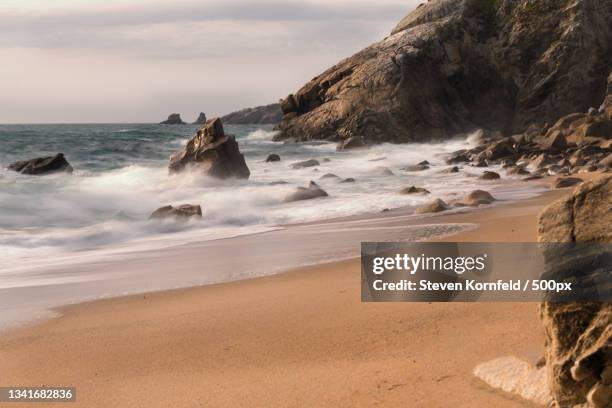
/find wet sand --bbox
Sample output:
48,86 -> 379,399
0,184 -> 574,407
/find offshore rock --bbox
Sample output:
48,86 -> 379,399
8,153 -> 73,175
168,118 -> 250,179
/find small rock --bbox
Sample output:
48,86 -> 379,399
265,154 -> 281,162
523,175 -> 544,181
284,181 -> 329,202
400,186 -> 430,195
415,199 -> 449,214
479,171 -> 501,180
446,149 -> 469,164
291,159 -> 320,169
319,173 -> 340,180
340,178 -> 356,183
452,190 -> 496,207
506,166 -> 530,176
440,166 -> 460,173
402,163 -> 430,172
149,204 -> 202,220
531,153 -> 554,169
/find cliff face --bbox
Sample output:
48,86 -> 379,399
275,0 -> 612,145
222,104 -> 283,125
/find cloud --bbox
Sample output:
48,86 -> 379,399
0,0 -> 422,122
0,0 -> 416,56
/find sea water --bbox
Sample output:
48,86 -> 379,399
0,123 -> 542,277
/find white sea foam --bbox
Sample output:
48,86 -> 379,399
0,128 -> 544,277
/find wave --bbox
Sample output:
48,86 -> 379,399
245,129 -> 278,141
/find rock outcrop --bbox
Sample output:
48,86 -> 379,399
538,176 -> 612,408
221,103 -> 283,125
8,153 -> 73,175
168,118 -> 250,179
160,113 -> 186,125
149,204 -> 203,220
193,112 -> 207,125
274,0 -> 612,148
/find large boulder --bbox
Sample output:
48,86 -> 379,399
538,176 -> 612,408
274,0 -> 612,144
168,118 -> 250,179
160,113 -> 186,125
8,153 -> 73,175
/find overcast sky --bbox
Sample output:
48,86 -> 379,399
0,0 -> 420,123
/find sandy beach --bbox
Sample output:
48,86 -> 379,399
0,182 -> 576,408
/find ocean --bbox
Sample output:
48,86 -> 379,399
0,123 -> 541,277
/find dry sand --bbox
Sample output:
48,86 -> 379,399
0,185 -> 575,408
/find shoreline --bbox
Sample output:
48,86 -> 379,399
0,180 -> 579,407
0,175 -> 548,330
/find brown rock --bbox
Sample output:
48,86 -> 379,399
291,159 -> 320,169
400,186 -> 430,195
168,118 -> 250,179
284,181 -> 329,203
479,171 -> 501,180
486,138 -> 515,161
415,198 -> 449,214
265,154 -> 281,162
8,153 -> 73,175
506,166 -> 530,176
275,1 -> 612,144
452,190 -> 496,207
542,130 -> 567,151
538,176 -> 612,407
149,204 -> 202,220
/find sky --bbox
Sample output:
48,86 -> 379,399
0,0 -> 420,123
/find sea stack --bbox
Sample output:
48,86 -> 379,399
168,117 -> 250,179
160,113 -> 186,125
193,112 -> 207,125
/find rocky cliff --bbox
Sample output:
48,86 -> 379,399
275,0 -> 612,146
222,104 -> 283,125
